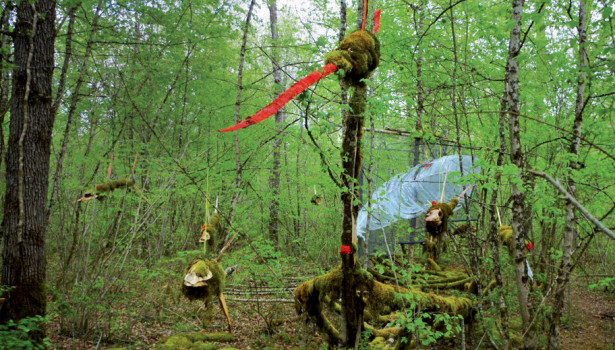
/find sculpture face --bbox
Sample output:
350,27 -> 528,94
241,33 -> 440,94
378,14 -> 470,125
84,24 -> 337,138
425,208 -> 443,227
199,225 -> 210,243
183,260 -> 213,288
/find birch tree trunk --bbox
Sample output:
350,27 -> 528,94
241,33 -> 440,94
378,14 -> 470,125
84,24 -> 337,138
0,0 -> 56,343
267,0 -> 283,250
548,1 -> 587,348
503,0 -> 535,348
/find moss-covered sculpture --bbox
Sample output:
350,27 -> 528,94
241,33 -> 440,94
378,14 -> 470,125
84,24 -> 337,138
424,198 -> 459,262
200,213 -> 221,253
95,178 -> 135,192
77,178 -> 137,202
182,258 -> 232,332
324,30 -> 380,87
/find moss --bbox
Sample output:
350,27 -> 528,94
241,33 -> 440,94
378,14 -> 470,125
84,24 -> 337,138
191,342 -> 218,350
161,334 -> 193,348
184,332 -> 233,343
497,226 -> 514,256
325,30 -> 380,87
452,223 -> 476,236
369,336 -> 390,349
95,178 -> 135,192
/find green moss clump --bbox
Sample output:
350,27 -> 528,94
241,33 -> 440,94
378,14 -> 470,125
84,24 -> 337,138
161,334 -> 192,348
497,226 -> 514,256
184,332 -> 233,343
191,342 -> 218,350
325,30 -> 380,87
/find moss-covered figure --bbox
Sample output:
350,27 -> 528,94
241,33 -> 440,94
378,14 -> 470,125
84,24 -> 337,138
325,30 -> 380,87
95,178 -> 135,192
310,195 -> 322,206
424,198 -> 459,262
200,213 -> 221,253
182,258 -> 232,332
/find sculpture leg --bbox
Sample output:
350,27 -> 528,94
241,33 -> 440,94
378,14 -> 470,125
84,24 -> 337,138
218,293 -> 232,332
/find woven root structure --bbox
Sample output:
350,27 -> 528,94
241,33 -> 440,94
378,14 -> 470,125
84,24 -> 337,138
368,255 -> 478,294
294,265 -> 474,346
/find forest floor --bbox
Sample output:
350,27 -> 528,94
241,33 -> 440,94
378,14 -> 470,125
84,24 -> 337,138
560,279 -> 615,350
47,274 -> 615,349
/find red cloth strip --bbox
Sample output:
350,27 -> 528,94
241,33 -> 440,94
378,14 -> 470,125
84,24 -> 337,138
219,63 -> 338,132
361,0 -> 368,31
374,9 -> 381,34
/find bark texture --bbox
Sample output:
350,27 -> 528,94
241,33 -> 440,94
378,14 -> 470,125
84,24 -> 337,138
0,0 -> 56,342
268,0 -> 283,250
503,0 -> 535,348
340,84 -> 367,348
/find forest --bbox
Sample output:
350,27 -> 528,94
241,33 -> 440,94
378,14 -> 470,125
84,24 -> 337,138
0,0 -> 614,349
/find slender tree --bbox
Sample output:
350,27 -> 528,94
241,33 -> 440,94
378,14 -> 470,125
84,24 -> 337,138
548,1 -> 588,348
0,0 -> 56,343
267,0 -> 283,250
503,0 -> 536,348
226,0 -> 256,241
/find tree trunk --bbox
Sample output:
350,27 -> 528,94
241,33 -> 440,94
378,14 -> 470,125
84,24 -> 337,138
488,95 -> 511,350
504,0 -> 535,348
267,0 -> 283,250
548,1 -> 587,348
340,85 -> 367,348
0,0 -> 56,343
339,1 -> 372,345
0,3 -> 12,173
226,0 -> 255,239
408,0 -> 424,252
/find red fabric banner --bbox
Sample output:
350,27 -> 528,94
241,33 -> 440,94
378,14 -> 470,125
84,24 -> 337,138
219,63 -> 338,132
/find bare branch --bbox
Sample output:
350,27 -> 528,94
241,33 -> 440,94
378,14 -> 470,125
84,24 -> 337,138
528,169 -> 615,240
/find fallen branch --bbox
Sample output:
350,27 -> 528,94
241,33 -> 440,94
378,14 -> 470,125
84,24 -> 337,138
528,169 -> 615,240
